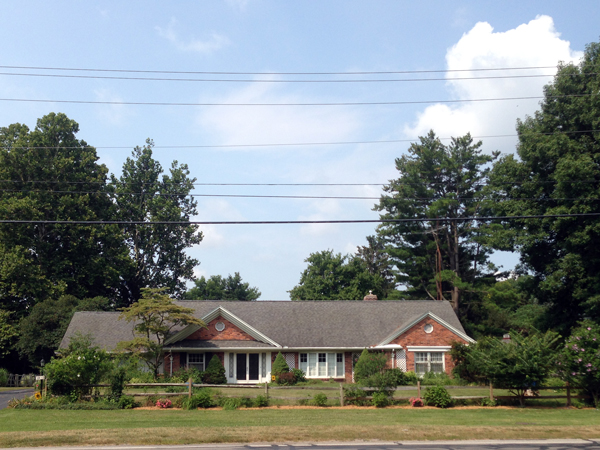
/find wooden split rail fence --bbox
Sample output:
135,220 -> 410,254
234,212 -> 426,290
85,380 -> 586,407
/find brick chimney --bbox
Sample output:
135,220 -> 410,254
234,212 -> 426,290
363,290 -> 378,301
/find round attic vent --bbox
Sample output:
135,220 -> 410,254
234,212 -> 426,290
424,323 -> 433,334
215,321 -> 225,332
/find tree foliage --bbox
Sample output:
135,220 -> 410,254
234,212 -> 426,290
16,295 -> 112,365
117,288 -> 205,378
271,352 -> 290,377
110,140 -> 202,306
289,250 -> 387,300
376,131 -> 498,315
203,354 -> 227,384
453,331 -> 560,406
0,113 -> 129,312
0,310 -> 18,358
184,272 -> 261,301
487,41 -> 600,333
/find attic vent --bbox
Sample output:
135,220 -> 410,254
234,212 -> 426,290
215,321 -> 225,332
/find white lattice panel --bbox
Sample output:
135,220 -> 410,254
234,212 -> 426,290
284,353 -> 296,369
351,352 -> 361,382
395,349 -> 407,372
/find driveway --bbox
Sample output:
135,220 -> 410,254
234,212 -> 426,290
0,388 -> 34,409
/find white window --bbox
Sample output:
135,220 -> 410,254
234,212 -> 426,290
299,352 -> 344,378
414,352 -> 444,374
188,353 -> 205,371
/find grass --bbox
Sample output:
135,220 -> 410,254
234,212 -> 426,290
0,407 -> 599,447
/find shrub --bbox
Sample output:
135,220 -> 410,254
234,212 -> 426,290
480,397 -> 497,407
156,398 -> 172,408
421,371 -> 453,386
272,352 -> 290,378
371,391 -> 389,408
403,371 -> 419,385
423,385 -> 453,408
0,368 -> 8,386
108,367 -> 127,401
312,393 -> 328,407
291,368 -> 306,383
182,389 -> 215,409
409,397 -> 423,407
253,395 -> 269,407
118,395 -> 137,409
344,384 -> 368,406
221,397 -> 242,410
168,366 -> 203,384
354,349 -> 387,383
203,355 -> 227,384
276,372 -> 296,385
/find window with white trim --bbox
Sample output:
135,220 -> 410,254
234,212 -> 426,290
414,352 -> 444,374
188,353 -> 205,372
299,352 -> 344,378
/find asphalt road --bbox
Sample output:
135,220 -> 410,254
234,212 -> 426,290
12,441 -> 600,450
0,388 -> 34,409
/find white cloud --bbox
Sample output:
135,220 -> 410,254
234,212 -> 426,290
195,78 -> 363,146
403,15 -> 583,153
225,0 -> 250,12
156,18 -> 229,55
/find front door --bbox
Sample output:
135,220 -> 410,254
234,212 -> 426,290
236,353 -> 260,382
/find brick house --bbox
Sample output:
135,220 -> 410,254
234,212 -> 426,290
60,296 -> 474,384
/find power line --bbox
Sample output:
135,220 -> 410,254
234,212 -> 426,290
1,189 -> 599,202
1,213 -> 599,225
0,71 -> 567,83
0,64 -> 560,76
0,93 -> 593,107
1,129 -> 598,151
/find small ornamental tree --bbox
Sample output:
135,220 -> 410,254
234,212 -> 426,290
203,354 -> 227,384
272,352 -> 290,379
556,321 -> 600,407
353,349 -> 387,383
117,288 -> 205,378
466,331 -> 560,406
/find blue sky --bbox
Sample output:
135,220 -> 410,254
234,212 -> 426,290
1,1 -> 598,300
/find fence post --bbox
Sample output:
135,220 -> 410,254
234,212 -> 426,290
566,381 -> 571,407
339,383 -> 344,407
188,377 -> 193,399
489,381 -> 494,401
265,382 -> 269,399
417,380 -> 421,398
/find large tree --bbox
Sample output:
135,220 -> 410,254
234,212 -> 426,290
111,140 -> 202,305
0,113 -> 130,313
184,272 -> 261,301
487,40 -> 600,333
289,249 -> 387,300
376,132 -> 498,316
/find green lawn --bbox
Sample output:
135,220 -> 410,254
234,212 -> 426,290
1,407 -> 599,447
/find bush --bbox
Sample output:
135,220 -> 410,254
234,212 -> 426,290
203,355 -> 227,384
0,368 -> 8,386
253,395 -> 269,407
404,371 -> 419,385
156,398 -> 172,408
108,367 -> 127,401
409,397 -> 423,407
221,397 -> 242,410
371,391 -> 389,408
118,395 -> 137,409
421,371 -> 454,386
423,385 -> 453,408
354,349 -> 387,383
480,397 -> 497,407
312,393 -> 328,407
276,372 -> 296,385
167,366 -> 204,384
272,352 -> 290,378
343,384 -> 369,406
291,368 -> 306,383
182,389 -> 215,409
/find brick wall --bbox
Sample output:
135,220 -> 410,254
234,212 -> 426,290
186,317 -> 256,341
163,352 -> 182,375
390,317 -> 469,375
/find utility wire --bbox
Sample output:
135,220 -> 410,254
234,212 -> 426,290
0,64 -> 560,75
0,71 -> 568,83
0,93 -> 593,107
1,213 -> 599,225
0,189 -> 599,202
1,129 -> 598,151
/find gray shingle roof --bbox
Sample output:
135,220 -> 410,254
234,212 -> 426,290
61,300 -> 467,351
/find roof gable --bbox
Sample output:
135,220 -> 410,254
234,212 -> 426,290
165,306 -> 281,347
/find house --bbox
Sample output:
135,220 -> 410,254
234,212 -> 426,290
60,295 -> 474,384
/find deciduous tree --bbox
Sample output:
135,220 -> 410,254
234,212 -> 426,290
184,272 -> 260,301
